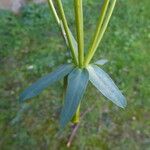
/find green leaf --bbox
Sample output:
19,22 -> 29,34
19,64 -> 74,102
87,65 -> 127,108
94,59 -> 108,66
60,68 -> 89,128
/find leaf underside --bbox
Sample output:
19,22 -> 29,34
19,64 -> 74,102
87,64 -> 127,108
60,68 -> 89,128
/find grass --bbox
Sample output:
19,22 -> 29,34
0,0 -> 150,149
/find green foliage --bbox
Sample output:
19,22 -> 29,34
19,0 -> 127,128
94,59 -> 108,66
0,0 -> 149,149
60,68 -> 89,127
87,65 -> 126,108
20,64 -> 74,102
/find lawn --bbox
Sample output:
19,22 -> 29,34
0,0 -> 150,149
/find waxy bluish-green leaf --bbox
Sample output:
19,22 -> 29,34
94,59 -> 108,66
20,64 -> 74,102
87,65 -> 127,108
60,68 -> 89,128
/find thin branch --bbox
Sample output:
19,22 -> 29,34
67,104 -> 95,147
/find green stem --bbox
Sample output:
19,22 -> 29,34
47,0 -> 60,25
56,0 -> 78,66
47,0 -> 69,47
74,0 -> 84,68
84,0 -> 109,66
72,104 -> 80,124
84,0 -> 117,66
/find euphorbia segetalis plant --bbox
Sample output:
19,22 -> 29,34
20,0 -> 127,128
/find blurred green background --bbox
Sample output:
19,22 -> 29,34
0,0 -> 150,149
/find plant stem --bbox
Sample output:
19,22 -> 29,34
72,104 -> 80,124
84,0 -> 117,66
56,0 -> 78,65
74,0 -> 84,68
94,0 -> 117,54
47,0 -> 69,48
47,0 -> 60,25
47,0 -> 79,60
84,0 -> 109,66
67,104 -> 95,147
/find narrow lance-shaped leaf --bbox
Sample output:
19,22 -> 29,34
60,68 -> 89,128
20,64 -> 74,102
94,59 -> 108,66
87,65 -> 127,108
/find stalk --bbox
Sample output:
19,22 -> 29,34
47,0 -> 69,49
84,0 -> 117,66
56,0 -> 78,65
47,0 -> 60,25
84,0 -> 109,66
72,104 -> 80,124
74,0 -> 84,68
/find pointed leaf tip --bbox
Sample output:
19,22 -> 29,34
94,59 -> 108,66
87,64 -> 127,108
19,64 -> 74,102
60,68 -> 89,128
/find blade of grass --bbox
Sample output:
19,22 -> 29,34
56,0 -> 78,65
84,0 -> 117,66
74,0 -> 84,68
